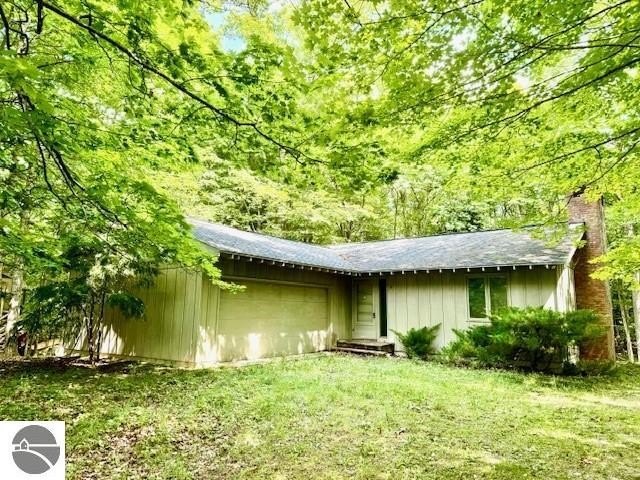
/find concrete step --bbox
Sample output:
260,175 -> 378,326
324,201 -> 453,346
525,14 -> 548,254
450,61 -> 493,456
334,346 -> 391,357
336,340 -> 394,354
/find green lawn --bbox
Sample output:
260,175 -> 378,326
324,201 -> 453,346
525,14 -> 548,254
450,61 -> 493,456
1,355 -> 640,480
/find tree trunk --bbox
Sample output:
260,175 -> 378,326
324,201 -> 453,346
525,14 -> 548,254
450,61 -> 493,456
86,317 -> 94,364
86,296 -> 96,365
393,190 -> 398,239
616,284 -> 635,362
6,212 -> 29,351
633,272 -> 640,363
5,269 -> 23,350
95,289 -> 107,362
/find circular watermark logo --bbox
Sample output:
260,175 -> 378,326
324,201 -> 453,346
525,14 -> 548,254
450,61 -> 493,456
11,425 -> 61,474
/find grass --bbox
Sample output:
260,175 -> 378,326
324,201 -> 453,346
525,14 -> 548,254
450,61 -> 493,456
1,355 -> 640,479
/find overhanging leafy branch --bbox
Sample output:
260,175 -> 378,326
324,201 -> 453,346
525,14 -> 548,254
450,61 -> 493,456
40,1 -> 322,165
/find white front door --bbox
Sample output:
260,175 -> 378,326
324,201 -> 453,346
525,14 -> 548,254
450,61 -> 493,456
352,279 -> 379,339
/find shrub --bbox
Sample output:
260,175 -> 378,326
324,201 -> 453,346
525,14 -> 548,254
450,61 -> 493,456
574,359 -> 617,376
393,324 -> 441,360
442,307 -> 605,373
439,328 -> 485,366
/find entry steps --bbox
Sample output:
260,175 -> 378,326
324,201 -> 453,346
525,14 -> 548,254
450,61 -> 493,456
335,339 -> 394,356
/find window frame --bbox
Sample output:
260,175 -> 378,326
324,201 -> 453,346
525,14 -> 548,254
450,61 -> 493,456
466,274 -> 510,321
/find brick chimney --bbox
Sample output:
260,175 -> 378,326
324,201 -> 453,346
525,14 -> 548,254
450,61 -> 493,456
567,193 -> 615,361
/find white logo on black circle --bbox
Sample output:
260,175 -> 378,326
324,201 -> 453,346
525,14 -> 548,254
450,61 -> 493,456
12,425 -> 61,474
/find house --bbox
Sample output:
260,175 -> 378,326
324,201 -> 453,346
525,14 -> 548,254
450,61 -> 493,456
94,195 -> 615,366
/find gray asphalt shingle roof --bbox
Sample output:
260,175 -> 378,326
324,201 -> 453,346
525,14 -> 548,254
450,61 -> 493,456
329,224 -> 584,272
191,220 -> 353,271
191,219 -> 584,274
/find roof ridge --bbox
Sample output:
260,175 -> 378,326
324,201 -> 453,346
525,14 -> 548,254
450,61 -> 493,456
328,221 -> 582,248
185,216 -> 584,251
190,217 -> 582,249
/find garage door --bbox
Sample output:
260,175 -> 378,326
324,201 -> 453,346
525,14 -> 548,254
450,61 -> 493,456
217,280 -> 329,362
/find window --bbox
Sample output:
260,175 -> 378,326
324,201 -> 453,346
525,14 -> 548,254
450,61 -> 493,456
489,277 -> 508,312
468,277 -> 486,318
467,276 -> 509,319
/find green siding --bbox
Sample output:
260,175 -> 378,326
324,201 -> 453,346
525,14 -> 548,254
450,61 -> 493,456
387,266 -> 574,351
94,260 -> 572,364
97,267 -> 204,365
97,259 -> 352,366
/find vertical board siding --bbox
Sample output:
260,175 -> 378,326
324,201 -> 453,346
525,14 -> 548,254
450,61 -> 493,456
509,269 -> 527,306
453,275 -> 467,333
542,268 -> 559,309
397,277 -> 408,341
98,259 -> 352,366
386,277 -> 397,342
181,271 -> 196,362
98,268 -> 202,365
524,270 -> 542,306
430,274 -> 445,348
195,277 -> 219,366
567,267 -> 576,310
216,281 -> 328,362
93,260 -> 575,363
418,276 -> 430,331
554,266 -> 576,312
441,273 -> 454,345
388,266 -> 572,352
158,269 -> 172,360
406,276 -> 418,333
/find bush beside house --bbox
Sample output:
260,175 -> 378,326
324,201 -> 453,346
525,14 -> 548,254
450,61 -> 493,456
393,324 -> 441,360
439,307 -> 608,374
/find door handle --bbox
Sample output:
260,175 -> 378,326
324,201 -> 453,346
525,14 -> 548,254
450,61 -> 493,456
372,312 -> 376,319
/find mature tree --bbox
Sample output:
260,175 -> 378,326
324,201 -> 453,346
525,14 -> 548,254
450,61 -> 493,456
0,0 -> 321,355
156,2 -> 510,243
294,0 -> 640,263
5,0 -> 640,359
290,0 -> 640,358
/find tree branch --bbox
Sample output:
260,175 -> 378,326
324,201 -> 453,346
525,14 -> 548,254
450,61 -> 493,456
447,52 -> 640,145
509,125 -> 640,176
360,0 -> 485,26
36,0 -> 44,34
583,137 -> 640,188
0,4 -> 11,50
381,0 -> 635,120
34,133 -> 68,209
40,1 -> 322,164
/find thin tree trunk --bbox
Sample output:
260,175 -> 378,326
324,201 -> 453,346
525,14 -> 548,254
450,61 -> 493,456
5,269 -> 23,350
95,328 -> 103,362
6,210 -> 30,351
86,315 -> 94,364
86,295 -> 96,365
95,288 -> 107,362
393,190 -> 398,239
616,284 -> 635,362
25,333 -> 35,358
633,272 -> 640,363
